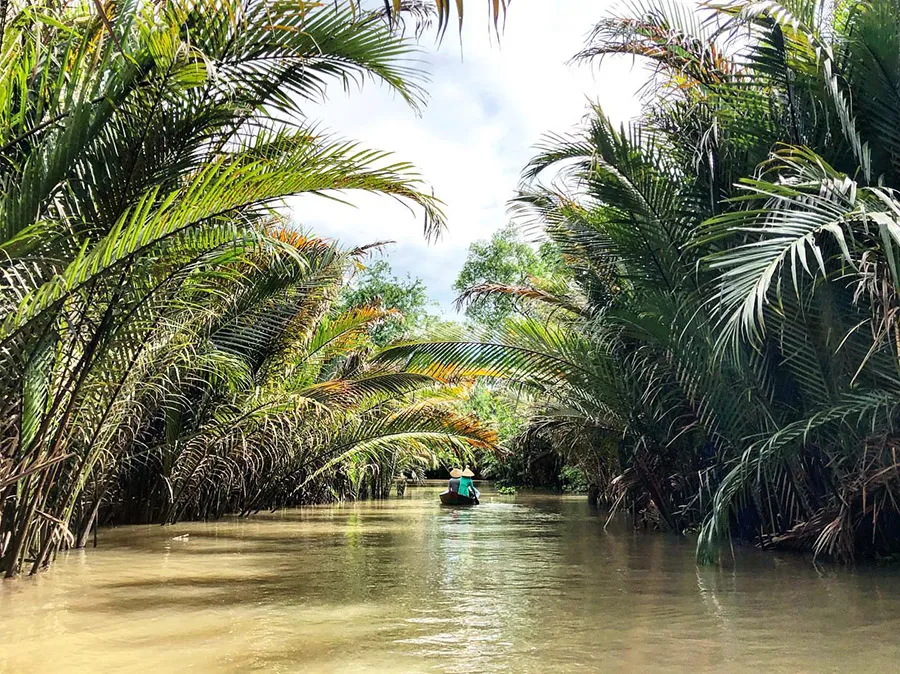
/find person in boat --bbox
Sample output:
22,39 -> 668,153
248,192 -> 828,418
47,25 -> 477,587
448,468 -> 463,493
458,468 -> 479,500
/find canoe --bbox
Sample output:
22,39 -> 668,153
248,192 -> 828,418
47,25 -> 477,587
439,490 -> 479,506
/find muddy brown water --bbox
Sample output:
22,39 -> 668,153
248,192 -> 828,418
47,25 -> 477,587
2,483 -> 899,672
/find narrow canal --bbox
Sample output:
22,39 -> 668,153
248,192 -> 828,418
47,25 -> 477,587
2,484 -> 898,672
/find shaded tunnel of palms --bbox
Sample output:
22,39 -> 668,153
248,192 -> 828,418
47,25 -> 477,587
6,0 -> 900,582
0,0 -> 496,578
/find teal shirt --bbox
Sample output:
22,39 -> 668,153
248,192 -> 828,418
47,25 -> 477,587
458,476 -> 474,497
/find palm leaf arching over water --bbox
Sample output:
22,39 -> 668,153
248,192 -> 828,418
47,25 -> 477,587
386,0 -> 900,563
0,0 -> 495,578
10,0 -> 900,579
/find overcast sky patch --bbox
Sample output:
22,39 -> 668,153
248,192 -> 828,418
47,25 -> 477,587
291,0 -> 642,315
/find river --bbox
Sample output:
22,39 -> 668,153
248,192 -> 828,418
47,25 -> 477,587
1,484 -> 899,672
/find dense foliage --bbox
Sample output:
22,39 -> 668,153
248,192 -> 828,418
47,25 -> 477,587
0,0 -> 496,578
453,224 -> 561,325
338,258 -> 439,345
383,0 -> 900,562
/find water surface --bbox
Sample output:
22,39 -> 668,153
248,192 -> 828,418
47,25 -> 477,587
2,484 -> 899,672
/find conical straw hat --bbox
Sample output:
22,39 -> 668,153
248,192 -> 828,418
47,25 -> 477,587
461,468 -> 475,477
449,468 -> 463,478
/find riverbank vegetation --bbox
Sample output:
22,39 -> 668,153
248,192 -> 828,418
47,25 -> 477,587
0,0 -> 498,578
383,0 -> 900,562
7,0 -> 900,577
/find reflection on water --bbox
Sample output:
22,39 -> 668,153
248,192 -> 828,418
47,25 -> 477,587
2,484 -> 899,672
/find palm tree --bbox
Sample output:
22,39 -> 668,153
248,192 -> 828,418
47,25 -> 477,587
0,0 -> 486,577
383,0 -> 900,562
379,0 -> 509,40
99,231 -> 494,531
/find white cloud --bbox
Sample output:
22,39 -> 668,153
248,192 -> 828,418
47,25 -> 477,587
291,0 -> 643,314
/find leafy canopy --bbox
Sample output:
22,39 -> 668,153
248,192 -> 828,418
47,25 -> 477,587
453,224 -> 563,324
338,258 -> 440,345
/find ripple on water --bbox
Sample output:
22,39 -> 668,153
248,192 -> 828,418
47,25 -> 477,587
2,485 -> 900,673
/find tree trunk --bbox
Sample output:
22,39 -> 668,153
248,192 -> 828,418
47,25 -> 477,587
76,499 -> 102,549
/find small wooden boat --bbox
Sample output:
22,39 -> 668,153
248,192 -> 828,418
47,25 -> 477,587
439,490 -> 479,506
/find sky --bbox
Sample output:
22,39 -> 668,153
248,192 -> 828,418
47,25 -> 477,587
291,1 -> 643,316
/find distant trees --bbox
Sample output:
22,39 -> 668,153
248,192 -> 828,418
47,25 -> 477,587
454,224 -> 563,325
338,259 -> 439,346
